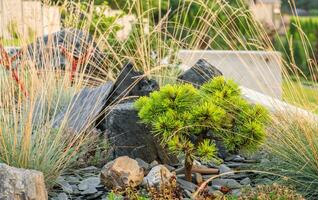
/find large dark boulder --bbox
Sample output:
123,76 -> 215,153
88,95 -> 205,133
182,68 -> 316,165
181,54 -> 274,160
178,59 -> 222,87
53,82 -> 113,133
103,102 -> 176,164
25,29 -> 106,78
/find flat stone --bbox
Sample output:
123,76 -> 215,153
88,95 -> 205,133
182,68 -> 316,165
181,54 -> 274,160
212,179 -> 242,189
219,164 -> 234,176
65,176 -> 80,184
87,191 -> 104,199
177,178 -> 198,192
164,164 -> 176,172
225,162 -> 249,168
184,190 -> 193,198
58,180 -> 73,194
150,160 -> 159,168
53,82 -> 113,133
136,158 -> 150,171
178,59 -> 222,87
78,177 -> 100,191
81,187 -> 98,195
240,177 -> 251,185
57,193 -> 69,200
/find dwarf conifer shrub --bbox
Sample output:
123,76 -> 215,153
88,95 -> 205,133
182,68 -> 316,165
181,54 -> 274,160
135,76 -> 269,181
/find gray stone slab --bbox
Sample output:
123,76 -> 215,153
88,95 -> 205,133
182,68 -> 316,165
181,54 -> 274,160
53,82 -> 113,133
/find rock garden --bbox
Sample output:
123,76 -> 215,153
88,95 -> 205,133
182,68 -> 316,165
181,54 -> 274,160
0,1 -> 317,200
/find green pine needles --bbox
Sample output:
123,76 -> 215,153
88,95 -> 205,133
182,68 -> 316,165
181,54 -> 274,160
135,76 -> 269,181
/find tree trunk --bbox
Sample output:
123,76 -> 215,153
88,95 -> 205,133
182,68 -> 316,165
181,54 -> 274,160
184,154 -> 193,182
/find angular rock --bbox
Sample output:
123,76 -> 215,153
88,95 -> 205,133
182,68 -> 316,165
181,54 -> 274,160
212,178 -> 242,189
135,158 -> 150,172
103,102 -> 176,164
100,156 -> 144,189
57,193 -> 69,200
176,178 -> 198,192
240,177 -> 251,185
58,180 -> 73,194
97,63 -> 159,130
143,165 -> 175,187
26,29 -> 105,73
53,82 -> 113,133
178,59 -> 222,87
106,63 -> 159,105
219,164 -> 234,176
78,177 -> 100,191
0,163 -> 48,200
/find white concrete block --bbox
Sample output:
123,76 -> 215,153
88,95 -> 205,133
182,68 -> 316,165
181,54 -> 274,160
241,86 -> 318,121
177,50 -> 282,99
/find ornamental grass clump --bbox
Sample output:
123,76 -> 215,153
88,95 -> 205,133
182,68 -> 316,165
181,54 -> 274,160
135,76 -> 269,181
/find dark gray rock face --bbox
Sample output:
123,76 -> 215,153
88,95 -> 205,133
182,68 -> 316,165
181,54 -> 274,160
103,102 -> 176,164
53,82 -> 113,133
106,63 -> 159,105
97,63 -> 159,130
25,29 -> 106,77
178,59 -> 222,86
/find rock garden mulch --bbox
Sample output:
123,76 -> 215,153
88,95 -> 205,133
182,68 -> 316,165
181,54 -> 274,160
49,153 -> 274,200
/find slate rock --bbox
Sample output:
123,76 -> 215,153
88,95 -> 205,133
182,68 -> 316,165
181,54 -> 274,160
81,187 -> 98,195
178,59 -> 222,87
57,193 -> 69,200
136,158 -> 150,172
26,29 -> 106,74
0,163 -> 48,200
219,164 -> 234,176
78,177 -> 100,191
58,180 -> 73,194
103,102 -> 176,164
53,82 -> 113,133
212,178 -> 242,189
105,63 -> 159,105
240,177 -> 251,185
97,63 -> 159,130
176,178 -> 198,192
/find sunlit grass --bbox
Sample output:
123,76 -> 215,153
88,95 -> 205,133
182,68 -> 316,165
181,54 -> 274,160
283,80 -> 318,113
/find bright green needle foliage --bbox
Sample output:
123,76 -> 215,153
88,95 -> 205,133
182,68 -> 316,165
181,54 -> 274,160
201,77 -> 270,152
135,76 -> 269,181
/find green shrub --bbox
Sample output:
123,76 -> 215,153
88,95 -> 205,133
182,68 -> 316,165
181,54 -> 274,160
135,76 -> 269,181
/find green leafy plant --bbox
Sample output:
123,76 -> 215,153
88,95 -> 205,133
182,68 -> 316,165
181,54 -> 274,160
135,76 -> 269,181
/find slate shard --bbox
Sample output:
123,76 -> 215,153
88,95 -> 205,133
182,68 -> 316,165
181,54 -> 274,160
53,82 -> 113,134
178,59 -> 222,86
